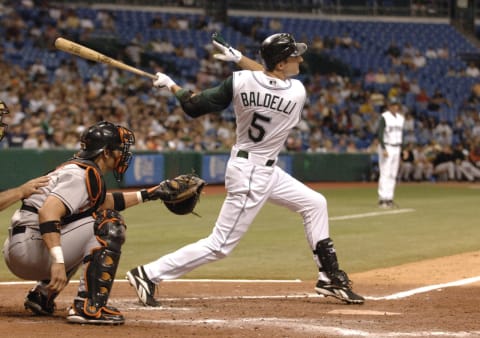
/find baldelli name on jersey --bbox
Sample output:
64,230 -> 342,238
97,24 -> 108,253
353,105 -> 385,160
239,91 -> 297,115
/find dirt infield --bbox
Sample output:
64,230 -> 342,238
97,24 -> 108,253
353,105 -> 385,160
1,251 -> 480,337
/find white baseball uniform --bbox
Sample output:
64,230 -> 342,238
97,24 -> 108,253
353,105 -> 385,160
377,110 -> 405,202
144,70 -> 332,282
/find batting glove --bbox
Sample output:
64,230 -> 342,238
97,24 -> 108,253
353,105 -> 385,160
212,32 -> 242,63
153,72 -> 177,90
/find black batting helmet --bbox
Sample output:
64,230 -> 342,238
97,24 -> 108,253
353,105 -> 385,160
0,100 -> 10,142
75,121 -> 135,181
260,33 -> 307,71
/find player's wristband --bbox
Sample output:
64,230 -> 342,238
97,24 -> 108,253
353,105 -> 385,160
50,246 -> 64,264
39,220 -> 61,235
139,189 -> 149,203
137,190 -> 145,203
112,192 -> 126,211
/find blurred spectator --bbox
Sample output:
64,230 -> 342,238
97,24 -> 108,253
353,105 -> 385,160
338,32 -> 361,49
125,33 -> 146,66
269,18 -> 282,30
306,138 -> 327,153
176,15 -> 190,30
150,15 -> 164,29
425,46 -> 438,59
465,62 -> 480,77
311,35 -> 324,52
183,43 -> 197,59
364,69 -> 376,85
432,144 -> 455,181
166,15 -> 180,30
468,138 -> 480,168
411,51 -> 426,69
370,89 -> 385,107
412,144 -> 434,181
345,140 -> 358,153
385,40 -> 401,59
467,83 -> 480,105
149,38 -> 175,54
374,69 -> 387,84
433,120 -> 453,146
398,143 -> 415,181
6,123 -> 27,147
406,78 -> 419,96
189,134 -> 207,151
193,15 -> 208,30
403,112 -> 415,133
403,42 -> 418,58
29,59 -> 47,79
452,142 -> 480,181
97,10 -> 116,32
415,88 -> 430,107
23,128 -> 50,149
427,89 -> 450,111
437,44 -> 449,59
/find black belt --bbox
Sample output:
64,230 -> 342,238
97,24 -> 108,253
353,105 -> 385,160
237,150 -> 275,167
12,226 -> 27,236
385,143 -> 401,147
20,203 -> 38,214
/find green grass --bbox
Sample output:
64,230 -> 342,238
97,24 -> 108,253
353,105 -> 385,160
1,183 -> 478,281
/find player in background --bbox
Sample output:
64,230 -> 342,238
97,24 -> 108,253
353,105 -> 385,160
126,33 -> 365,305
0,100 -> 49,211
3,121 -> 171,325
377,97 -> 405,208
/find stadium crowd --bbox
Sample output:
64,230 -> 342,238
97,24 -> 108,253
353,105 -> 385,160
1,1 -> 480,182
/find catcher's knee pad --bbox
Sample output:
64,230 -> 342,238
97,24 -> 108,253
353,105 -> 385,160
93,209 -> 126,252
82,209 -> 126,316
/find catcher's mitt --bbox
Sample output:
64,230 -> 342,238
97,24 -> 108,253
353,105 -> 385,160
154,174 -> 206,215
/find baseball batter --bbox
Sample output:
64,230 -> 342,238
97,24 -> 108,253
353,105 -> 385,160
127,33 -> 364,305
2,121 -> 171,324
377,97 -> 405,208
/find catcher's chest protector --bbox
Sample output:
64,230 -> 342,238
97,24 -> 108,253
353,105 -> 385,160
58,159 -> 106,224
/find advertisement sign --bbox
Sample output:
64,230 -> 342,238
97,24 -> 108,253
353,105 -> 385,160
124,154 -> 165,187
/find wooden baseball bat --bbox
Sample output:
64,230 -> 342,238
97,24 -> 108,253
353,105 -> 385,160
54,37 -> 156,79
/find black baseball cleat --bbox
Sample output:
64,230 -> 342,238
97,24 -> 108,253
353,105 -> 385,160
315,280 -> 365,304
24,288 -> 57,316
378,200 -> 391,209
126,266 -> 160,307
66,298 -> 124,325
379,200 -> 399,209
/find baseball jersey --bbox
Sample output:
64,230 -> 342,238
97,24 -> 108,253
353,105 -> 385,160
11,163 -> 95,230
378,111 -> 405,147
175,71 -> 306,160
231,70 -> 306,159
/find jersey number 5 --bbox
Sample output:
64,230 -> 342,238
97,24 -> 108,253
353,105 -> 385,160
249,112 -> 271,143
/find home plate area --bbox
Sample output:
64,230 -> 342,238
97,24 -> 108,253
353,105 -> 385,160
1,276 -> 480,337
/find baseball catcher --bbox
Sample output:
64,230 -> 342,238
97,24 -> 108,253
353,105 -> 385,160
142,174 -> 206,216
3,120 -> 206,325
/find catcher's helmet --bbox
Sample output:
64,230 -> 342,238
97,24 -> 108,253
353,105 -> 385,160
260,33 -> 307,71
0,100 -> 10,142
75,121 -> 135,181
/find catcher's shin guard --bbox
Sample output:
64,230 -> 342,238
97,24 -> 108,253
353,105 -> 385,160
80,209 -> 126,318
